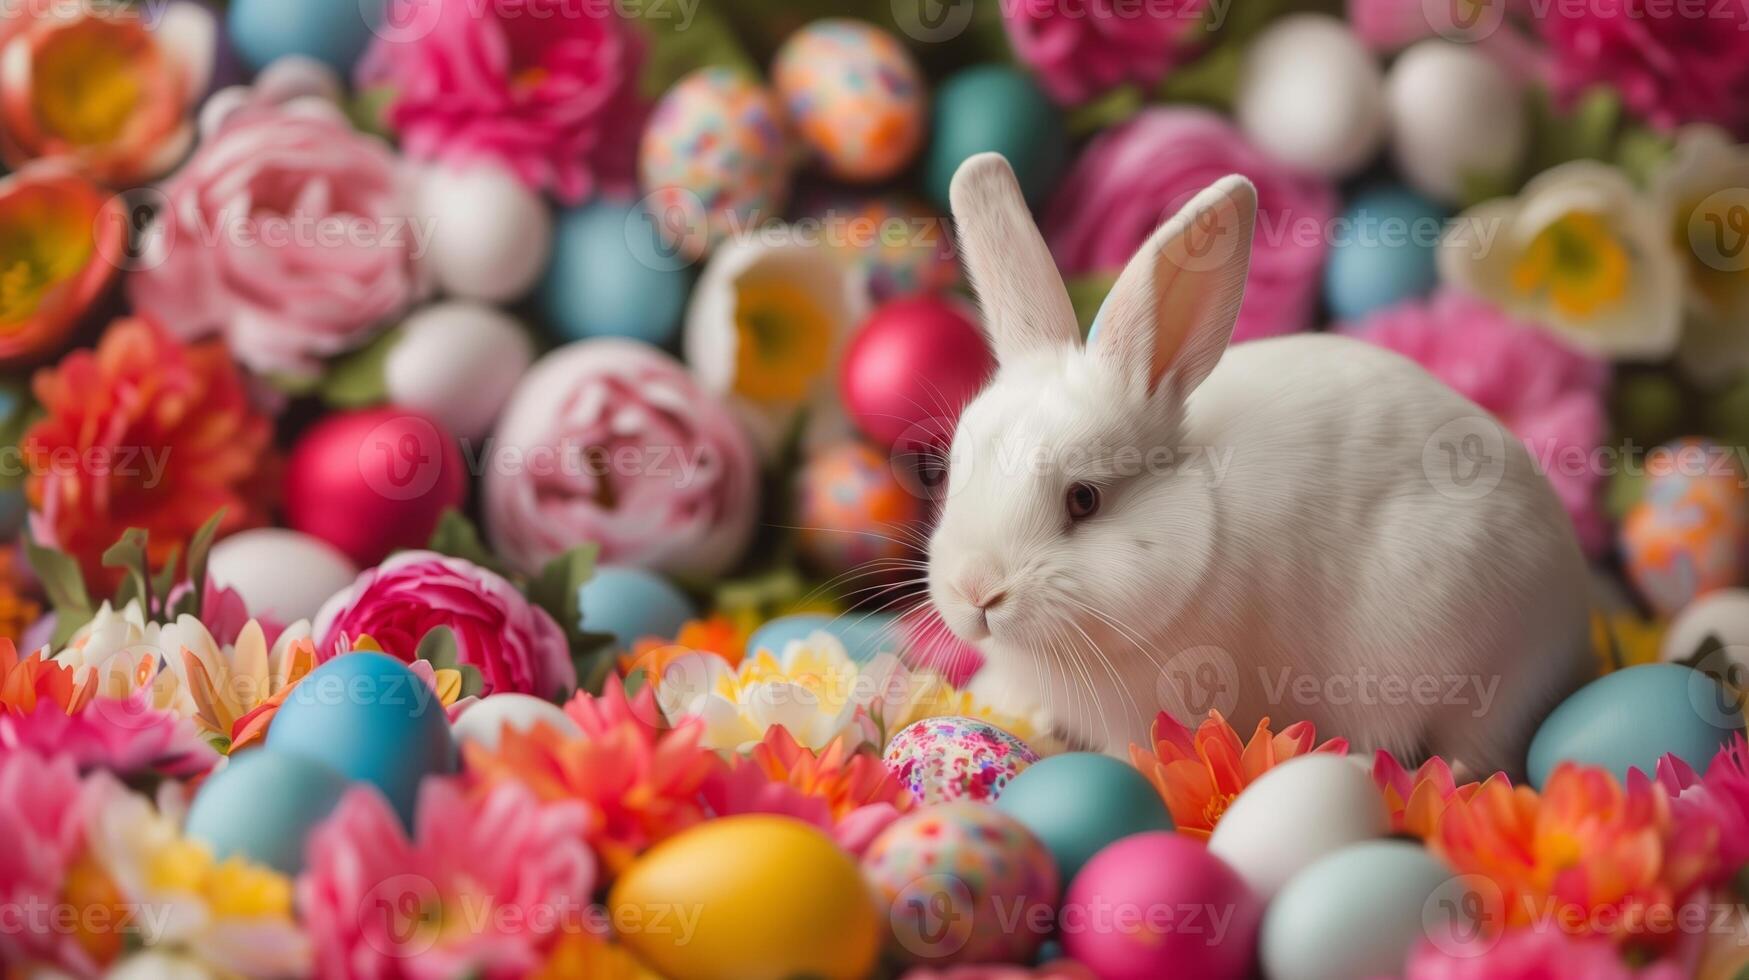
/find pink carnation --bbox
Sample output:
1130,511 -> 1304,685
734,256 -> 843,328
0,695 -> 217,779
0,749 -> 118,975
1002,0 -> 1209,105
357,0 -> 645,203
1540,0 -> 1749,135
129,102 -> 422,377
313,550 -> 575,699
298,779 -> 597,979
1044,108 -> 1334,342
1340,290 -> 1612,557
484,340 -> 759,578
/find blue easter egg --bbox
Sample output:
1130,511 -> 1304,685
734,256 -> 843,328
227,0 -> 378,73
1261,841 -> 1460,980
924,66 -> 1065,211
265,652 -> 456,827
542,200 -> 694,346
993,752 -> 1173,883
1527,663 -> 1743,788
578,566 -> 694,649
184,748 -> 354,875
1324,187 -> 1446,322
746,612 -> 901,663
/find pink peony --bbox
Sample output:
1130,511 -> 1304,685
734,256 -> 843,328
0,695 -> 217,779
1540,0 -> 1749,135
1340,289 -> 1612,556
1044,108 -> 1335,342
298,779 -> 598,979
356,0 -> 645,203
484,340 -> 759,578
1002,0 -> 1209,105
0,749 -> 118,975
1404,928 -> 1691,980
128,102 -> 423,378
313,550 -> 575,699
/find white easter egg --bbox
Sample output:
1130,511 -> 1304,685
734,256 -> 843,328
207,529 -> 357,626
1236,14 -> 1385,178
1662,588 -> 1749,667
384,302 -> 533,441
417,163 -> 553,303
451,693 -> 581,751
1207,754 -> 1388,900
1386,40 -> 1526,204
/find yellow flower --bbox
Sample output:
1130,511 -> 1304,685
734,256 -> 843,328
655,631 -> 877,752
165,617 -> 316,744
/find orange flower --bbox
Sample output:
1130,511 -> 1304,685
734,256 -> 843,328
0,7 -> 195,184
619,615 -> 748,679
1372,750 -> 1500,840
0,549 -> 42,644
22,318 -> 272,591
0,165 -> 122,366
0,636 -> 93,714
748,725 -> 914,821
1129,709 -> 1349,840
464,677 -> 726,875
1432,762 -> 1719,948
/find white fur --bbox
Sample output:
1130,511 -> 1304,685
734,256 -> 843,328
929,155 -> 1591,775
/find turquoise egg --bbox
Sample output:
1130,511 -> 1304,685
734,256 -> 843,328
227,0 -> 377,73
924,66 -> 1065,211
542,200 -> 694,346
578,565 -> 694,649
1262,841 -> 1461,980
993,752 -> 1173,883
1527,663 -> 1743,788
746,612 -> 901,663
265,652 -> 456,827
1324,187 -> 1446,322
184,748 -> 354,875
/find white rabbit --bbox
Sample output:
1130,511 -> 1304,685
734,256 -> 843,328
927,154 -> 1591,776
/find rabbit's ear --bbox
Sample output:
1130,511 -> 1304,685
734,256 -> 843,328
948,153 -> 1079,365
1095,175 -> 1256,397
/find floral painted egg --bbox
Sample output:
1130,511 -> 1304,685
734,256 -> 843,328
772,19 -> 925,182
796,441 -> 925,577
1622,439 -> 1749,617
861,802 -> 1060,965
640,67 -> 791,259
800,192 -> 959,302
884,716 -> 1040,804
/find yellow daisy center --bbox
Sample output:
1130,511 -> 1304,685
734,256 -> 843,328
0,196 -> 96,327
731,279 -> 833,405
1510,211 -> 1630,320
30,20 -> 147,147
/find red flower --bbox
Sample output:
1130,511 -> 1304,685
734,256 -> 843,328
1541,0 -> 1749,135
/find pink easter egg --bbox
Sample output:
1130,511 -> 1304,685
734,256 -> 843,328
1061,832 -> 1262,980
841,295 -> 994,449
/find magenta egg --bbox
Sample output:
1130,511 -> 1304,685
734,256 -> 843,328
841,296 -> 995,449
1061,832 -> 1263,980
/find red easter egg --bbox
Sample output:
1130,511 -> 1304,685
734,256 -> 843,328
283,408 -> 468,567
841,295 -> 994,448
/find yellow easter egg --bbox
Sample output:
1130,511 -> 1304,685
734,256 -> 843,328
608,815 -> 880,980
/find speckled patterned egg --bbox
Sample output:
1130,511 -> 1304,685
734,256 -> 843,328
884,716 -> 1040,804
1622,438 -> 1749,618
861,802 -> 1060,965
772,19 -> 925,182
799,192 -> 958,302
640,67 -> 791,259
796,441 -> 925,577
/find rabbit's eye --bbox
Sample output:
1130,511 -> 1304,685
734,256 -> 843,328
1065,482 -> 1101,522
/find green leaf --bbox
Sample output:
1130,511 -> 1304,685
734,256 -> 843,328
1065,86 -> 1142,138
631,1 -> 756,100
149,543 -> 182,616
524,543 -> 619,694
320,325 -> 402,409
427,510 -> 512,579
455,664 -> 484,701
101,528 -> 152,613
1615,126 -> 1676,186
24,531 -> 92,634
182,510 -> 225,620
1155,40 -> 1243,112
414,625 -> 461,672
0,381 -> 38,494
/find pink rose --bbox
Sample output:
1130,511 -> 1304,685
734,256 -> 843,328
1043,108 -> 1335,342
129,102 -> 422,377
357,0 -> 645,203
485,339 -> 759,578
313,550 -> 575,699
1003,0 -> 1209,105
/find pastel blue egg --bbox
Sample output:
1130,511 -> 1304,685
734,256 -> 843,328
184,748 -> 354,875
1527,663 -> 1743,788
746,612 -> 901,663
578,566 -> 694,649
1324,187 -> 1447,322
1262,841 -> 1460,980
542,200 -> 694,346
265,652 -> 456,827
925,66 -> 1065,211
993,752 -> 1173,883
227,0 -> 379,73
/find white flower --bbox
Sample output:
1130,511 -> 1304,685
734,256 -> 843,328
54,601 -> 190,715
159,617 -> 316,741
1439,160 -> 1683,359
1650,126 -> 1749,386
655,631 -> 878,753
